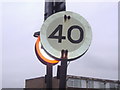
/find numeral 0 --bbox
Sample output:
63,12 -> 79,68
48,24 -> 84,44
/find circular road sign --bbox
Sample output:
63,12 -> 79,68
40,11 -> 92,61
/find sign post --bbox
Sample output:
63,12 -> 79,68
45,1 -> 54,89
40,11 -> 92,89
34,0 -> 92,89
46,63 -> 53,89
59,50 -> 68,89
59,59 -> 67,89
44,1 -> 66,89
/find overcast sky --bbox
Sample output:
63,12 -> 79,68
1,1 -> 118,88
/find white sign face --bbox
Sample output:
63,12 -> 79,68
40,11 -> 92,60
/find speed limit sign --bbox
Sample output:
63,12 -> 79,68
40,11 -> 92,61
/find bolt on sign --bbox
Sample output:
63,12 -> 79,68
40,11 -> 92,61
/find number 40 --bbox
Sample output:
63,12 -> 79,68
48,24 -> 84,44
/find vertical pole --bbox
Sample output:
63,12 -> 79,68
59,50 -> 68,89
45,1 -> 53,89
46,63 -> 53,89
44,1 -> 54,20
54,0 -> 66,13
59,59 -> 67,89
44,0 -> 66,89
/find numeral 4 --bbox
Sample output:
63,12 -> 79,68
48,25 -> 66,43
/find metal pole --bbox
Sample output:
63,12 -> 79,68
59,59 -> 67,89
46,63 -> 53,89
59,50 -> 68,89
44,0 -> 66,89
44,1 -> 54,20
45,1 -> 54,89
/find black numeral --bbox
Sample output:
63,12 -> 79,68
48,25 -> 84,44
68,25 -> 84,43
48,25 -> 66,43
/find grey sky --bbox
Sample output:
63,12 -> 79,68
2,1 -> 118,88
